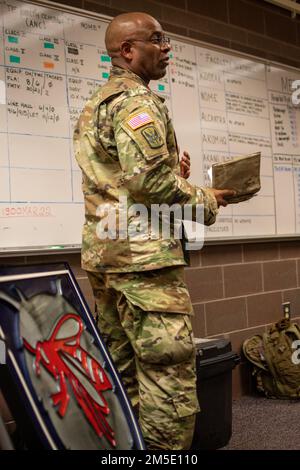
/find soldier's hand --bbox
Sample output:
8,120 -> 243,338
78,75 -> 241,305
180,151 -> 190,179
212,189 -> 236,207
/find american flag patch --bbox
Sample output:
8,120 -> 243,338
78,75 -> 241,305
127,112 -> 153,130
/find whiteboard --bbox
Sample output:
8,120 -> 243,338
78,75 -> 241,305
0,0 -> 300,252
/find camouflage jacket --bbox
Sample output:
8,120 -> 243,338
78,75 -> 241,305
74,66 -> 218,272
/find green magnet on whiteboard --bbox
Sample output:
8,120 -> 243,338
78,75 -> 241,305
158,84 -> 165,91
102,72 -> 109,79
101,55 -> 111,62
9,55 -> 20,64
169,53 -> 173,58
44,42 -> 54,49
8,36 -> 18,43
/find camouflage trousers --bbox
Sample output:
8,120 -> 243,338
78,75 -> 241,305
87,266 -> 199,450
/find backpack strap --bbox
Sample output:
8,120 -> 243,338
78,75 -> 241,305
243,335 -> 268,371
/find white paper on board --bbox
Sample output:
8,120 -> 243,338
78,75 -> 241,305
0,80 -> 6,104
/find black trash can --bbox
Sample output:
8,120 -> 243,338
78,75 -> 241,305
191,338 -> 240,450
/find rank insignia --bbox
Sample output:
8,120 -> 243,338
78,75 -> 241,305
141,126 -> 164,148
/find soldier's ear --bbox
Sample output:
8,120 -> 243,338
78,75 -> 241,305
120,41 -> 134,60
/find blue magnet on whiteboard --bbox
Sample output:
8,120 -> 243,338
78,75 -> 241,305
9,55 -> 20,64
100,55 -> 111,62
8,36 -> 18,43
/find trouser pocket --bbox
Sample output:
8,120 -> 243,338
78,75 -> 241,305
135,312 -> 195,366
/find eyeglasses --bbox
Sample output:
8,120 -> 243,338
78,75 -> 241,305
127,35 -> 171,47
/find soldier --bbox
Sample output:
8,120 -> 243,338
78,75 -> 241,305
74,12 -> 234,450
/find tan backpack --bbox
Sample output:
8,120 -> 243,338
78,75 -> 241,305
243,313 -> 300,399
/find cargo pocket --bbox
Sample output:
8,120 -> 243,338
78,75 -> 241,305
111,269 -> 194,365
110,266 -> 193,314
135,313 -> 195,366
172,390 -> 200,418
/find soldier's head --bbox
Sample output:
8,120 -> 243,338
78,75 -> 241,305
105,12 -> 171,83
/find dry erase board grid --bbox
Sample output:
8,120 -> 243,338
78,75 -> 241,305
0,0 -> 299,251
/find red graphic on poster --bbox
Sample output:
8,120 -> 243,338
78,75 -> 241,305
23,313 -> 116,447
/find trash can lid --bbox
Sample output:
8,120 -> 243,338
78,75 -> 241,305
194,337 -> 233,360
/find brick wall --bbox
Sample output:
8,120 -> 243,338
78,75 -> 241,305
188,242 -> 300,397
1,241 -> 300,408
1,1 -> 300,431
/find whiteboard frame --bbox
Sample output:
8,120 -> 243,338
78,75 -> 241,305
0,0 -> 300,255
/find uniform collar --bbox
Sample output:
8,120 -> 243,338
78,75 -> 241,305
109,66 -> 148,88
109,66 -> 165,103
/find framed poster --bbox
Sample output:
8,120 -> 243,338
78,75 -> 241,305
0,262 -> 145,449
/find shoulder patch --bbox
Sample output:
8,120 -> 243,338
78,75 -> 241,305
141,125 -> 164,149
127,111 -> 153,130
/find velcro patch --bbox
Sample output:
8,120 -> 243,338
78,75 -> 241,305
141,125 -> 164,149
127,112 -> 153,130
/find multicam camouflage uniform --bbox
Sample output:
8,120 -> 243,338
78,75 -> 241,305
74,66 -> 218,450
